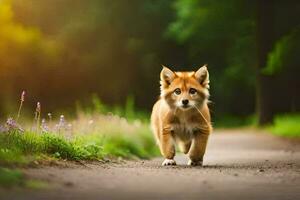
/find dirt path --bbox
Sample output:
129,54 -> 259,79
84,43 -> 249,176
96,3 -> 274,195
1,129 -> 300,200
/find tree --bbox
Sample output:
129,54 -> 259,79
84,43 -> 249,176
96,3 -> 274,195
0,0 -> 57,114
167,0 -> 257,118
256,0 -> 300,125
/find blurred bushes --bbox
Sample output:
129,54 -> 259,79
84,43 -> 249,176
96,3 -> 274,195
0,119 -> 159,166
263,28 -> 300,75
0,0 -> 181,116
268,114 -> 300,138
0,167 -> 24,187
78,94 -> 149,122
0,0 -> 299,125
167,0 -> 257,117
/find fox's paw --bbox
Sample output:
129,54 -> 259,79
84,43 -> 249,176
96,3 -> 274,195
162,159 -> 176,166
187,160 -> 203,166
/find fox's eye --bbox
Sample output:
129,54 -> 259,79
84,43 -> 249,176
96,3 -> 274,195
174,88 -> 181,95
189,88 -> 197,95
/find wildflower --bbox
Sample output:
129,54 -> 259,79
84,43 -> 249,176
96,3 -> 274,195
41,118 -> 50,133
55,115 -> 66,133
48,113 -> 52,122
59,115 -> 65,127
54,124 -> 60,131
21,91 -> 25,102
36,102 -> 41,113
0,125 -> 8,133
7,118 -> 18,129
35,102 -> 41,132
16,90 -> 26,122
46,113 -> 53,131
66,123 -> 73,138
6,117 -> 24,132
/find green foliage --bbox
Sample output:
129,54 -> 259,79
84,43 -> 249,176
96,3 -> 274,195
41,133 -> 95,160
0,0 -> 175,115
86,95 -> 149,122
0,120 -> 158,166
0,168 -> 24,187
0,148 -> 28,166
167,0 -> 208,43
168,0 -> 257,116
91,94 -> 109,114
268,114 -> 300,138
262,29 -> 300,75
262,36 -> 290,75
0,167 -> 47,188
0,131 -> 100,162
24,180 -> 48,189
102,128 -> 159,159
0,0 -> 299,122
214,115 -> 257,128
125,95 -> 135,120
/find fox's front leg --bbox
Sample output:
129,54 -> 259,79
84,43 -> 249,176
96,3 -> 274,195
188,132 -> 209,166
159,127 -> 176,166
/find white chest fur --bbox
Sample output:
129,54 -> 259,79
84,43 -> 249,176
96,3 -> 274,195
171,113 -> 198,141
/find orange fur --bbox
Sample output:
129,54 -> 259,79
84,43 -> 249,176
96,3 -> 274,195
151,65 -> 212,166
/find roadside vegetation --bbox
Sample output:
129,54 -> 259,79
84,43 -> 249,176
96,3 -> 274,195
213,115 -> 257,128
0,91 -> 158,187
216,114 -> 300,138
268,114 -> 300,138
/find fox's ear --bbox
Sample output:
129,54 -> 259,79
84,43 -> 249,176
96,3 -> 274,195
160,65 -> 175,86
195,64 -> 210,89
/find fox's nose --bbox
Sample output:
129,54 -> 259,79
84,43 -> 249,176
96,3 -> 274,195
182,99 -> 189,105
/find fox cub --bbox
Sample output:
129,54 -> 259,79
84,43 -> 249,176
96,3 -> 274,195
151,65 -> 212,166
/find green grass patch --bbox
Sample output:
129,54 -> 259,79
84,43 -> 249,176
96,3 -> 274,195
102,129 -> 159,159
0,93 -> 158,167
24,180 -> 48,189
78,94 -> 149,122
0,116 -> 159,167
0,94 -> 159,188
268,114 -> 300,138
0,167 -> 24,187
0,167 -> 48,188
213,114 -> 257,128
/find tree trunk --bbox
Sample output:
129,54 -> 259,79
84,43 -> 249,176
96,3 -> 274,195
256,1 -> 276,125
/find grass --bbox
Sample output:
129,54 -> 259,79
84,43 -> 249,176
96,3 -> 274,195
0,168 -> 24,187
0,167 -> 47,188
268,114 -> 300,138
80,94 -> 149,122
215,113 -> 300,138
0,119 -> 158,188
0,92 -> 158,166
0,92 -> 159,187
0,115 -> 158,167
213,114 -> 257,128
0,113 -> 159,187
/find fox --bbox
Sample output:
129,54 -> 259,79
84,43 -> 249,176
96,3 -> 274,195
151,65 -> 212,166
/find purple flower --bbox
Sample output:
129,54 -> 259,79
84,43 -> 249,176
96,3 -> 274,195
55,115 -> 67,133
6,117 -> 24,132
0,125 -> 8,133
41,118 -> 50,133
